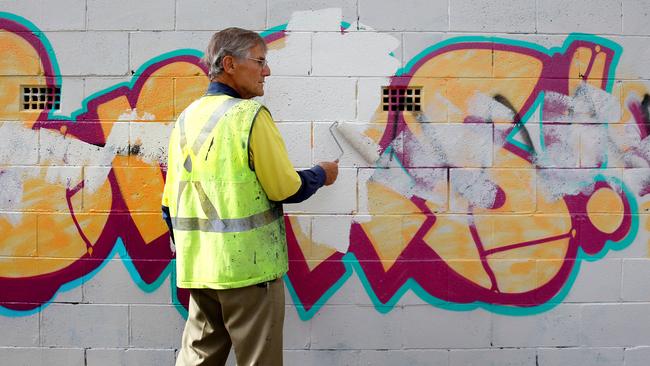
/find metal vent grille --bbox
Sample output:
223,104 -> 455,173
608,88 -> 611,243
382,86 -> 421,112
21,85 -> 61,111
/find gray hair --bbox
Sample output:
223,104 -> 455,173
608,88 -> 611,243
202,27 -> 267,79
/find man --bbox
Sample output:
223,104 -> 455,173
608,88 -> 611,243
161,27 -> 338,366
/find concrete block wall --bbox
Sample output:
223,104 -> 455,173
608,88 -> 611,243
1,0 -> 650,365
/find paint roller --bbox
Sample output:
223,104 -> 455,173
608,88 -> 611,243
329,122 -> 381,164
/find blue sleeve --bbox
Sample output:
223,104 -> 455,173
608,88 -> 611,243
279,165 -> 326,204
161,205 -> 175,243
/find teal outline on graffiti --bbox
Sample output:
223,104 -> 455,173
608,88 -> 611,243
0,12 -> 639,321
284,33 -> 636,320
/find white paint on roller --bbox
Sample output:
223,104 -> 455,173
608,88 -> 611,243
334,122 -> 381,164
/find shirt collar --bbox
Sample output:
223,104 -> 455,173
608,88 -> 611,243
206,81 -> 242,98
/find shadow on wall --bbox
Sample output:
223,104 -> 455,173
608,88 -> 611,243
0,12 -> 648,320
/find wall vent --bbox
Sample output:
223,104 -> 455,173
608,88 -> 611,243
21,85 -> 61,111
382,86 -> 421,112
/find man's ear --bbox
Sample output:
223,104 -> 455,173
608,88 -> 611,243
222,55 -> 236,75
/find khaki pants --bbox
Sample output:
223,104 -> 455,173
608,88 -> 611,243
176,279 -> 285,366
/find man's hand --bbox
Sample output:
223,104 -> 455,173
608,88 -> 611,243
318,160 -> 339,186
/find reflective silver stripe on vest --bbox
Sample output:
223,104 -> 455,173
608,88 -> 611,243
177,98 -> 241,173
171,205 -> 282,233
191,97 -> 241,155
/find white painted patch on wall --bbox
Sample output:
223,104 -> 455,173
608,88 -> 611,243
544,83 -> 621,124
285,7 -> 400,77
286,8 -> 342,32
117,108 -> 156,121
312,215 -> 352,253
451,169 -> 498,209
467,92 -> 515,122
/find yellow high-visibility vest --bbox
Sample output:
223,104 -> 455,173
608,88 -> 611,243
164,95 -> 287,289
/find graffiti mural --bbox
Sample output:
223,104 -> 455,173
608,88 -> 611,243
0,12 -> 647,321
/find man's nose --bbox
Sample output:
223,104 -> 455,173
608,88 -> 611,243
262,64 -> 271,76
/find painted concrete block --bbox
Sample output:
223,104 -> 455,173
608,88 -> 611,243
401,306 -> 491,348
449,348 -> 536,366
130,305 -> 185,348
536,168 -> 623,212
130,122 -> 174,163
87,0 -> 175,31
403,123 -> 494,168
129,31 -> 213,74
358,350 -> 449,366
537,0 -> 622,34
0,0 -> 86,31
176,0 -> 266,30
0,313 -> 39,346
0,213 -> 37,257
51,77 -> 85,118
492,304 -> 580,347
45,32 -> 129,76
268,0 -> 358,30
266,32 -> 312,77
357,168 -> 445,214
563,259 -> 621,303
450,0 -> 536,33
51,282 -> 83,304
40,122 -> 129,166
262,77 -> 356,121
312,32 -> 400,77
86,348 -> 127,366
285,168 -> 356,214
358,0 -> 448,31
0,347 -> 85,366
84,77 -> 133,106
450,168 -> 536,213
276,122 -> 312,168
354,76 -> 402,123
1,166 -> 82,212
624,346 -> 650,366
311,214 -> 353,253
125,348 -> 176,366
623,0 -> 650,35
40,304 -> 129,347
537,347 -> 624,366
531,124 -> 581,168
0,122 -> 38,165
82,259 -> 172,305
610,37 -> 650,80
580,303 -> 650,347
581,124 -> 642,168
284,350 -> 359,366
622,259 -> 650,301
284,304 -> 311,349
310,305 -> 403,349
